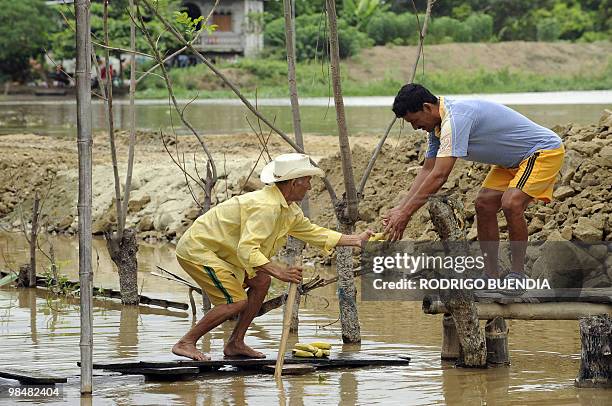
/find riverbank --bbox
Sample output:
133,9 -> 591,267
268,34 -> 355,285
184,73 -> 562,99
1,110 -> 610,250
136,42 -> 612,99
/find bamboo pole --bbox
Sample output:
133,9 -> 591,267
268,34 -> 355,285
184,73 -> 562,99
75,0 -> 93,394
423,301 -> 612,320
28,193 -> 40,287
283,0 -> 306,334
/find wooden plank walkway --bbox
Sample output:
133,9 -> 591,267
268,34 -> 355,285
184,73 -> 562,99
0,371 -> 67,385
85,354 -> 411,376
0,270 -> 189,311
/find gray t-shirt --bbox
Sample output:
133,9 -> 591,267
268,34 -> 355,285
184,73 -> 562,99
426,98 -> 562,168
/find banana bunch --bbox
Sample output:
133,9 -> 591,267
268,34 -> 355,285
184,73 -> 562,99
368,232 -> 387,242
292,342 -> 332,358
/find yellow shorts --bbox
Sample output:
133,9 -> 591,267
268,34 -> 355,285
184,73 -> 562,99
177,257 -> 248,306
482,146 -> 565,203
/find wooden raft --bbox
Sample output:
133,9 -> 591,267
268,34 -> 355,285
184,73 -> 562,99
0,270 -> 189,311
0,370 -> 67,385
84,354 -> 411,378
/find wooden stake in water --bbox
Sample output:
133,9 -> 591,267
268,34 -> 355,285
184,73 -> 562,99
274,257 -> 301,379
274,283 -> 298,379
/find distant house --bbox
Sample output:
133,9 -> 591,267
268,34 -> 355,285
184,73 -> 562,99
182,0 -> 264,58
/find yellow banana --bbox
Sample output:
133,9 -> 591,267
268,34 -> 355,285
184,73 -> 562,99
314,349 -> 324,358
310,342 -> 332,350
292,349 -> 314,358
368,232 -> 386,242
294,343 -> 318,353
322,350 -> 331,357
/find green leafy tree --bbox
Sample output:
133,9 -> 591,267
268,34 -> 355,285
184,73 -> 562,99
0,0 -> 56,81
537,18 -> 561,41
343,0 -> 388,31
265,14 -> 372,60
50,0 -> 182,61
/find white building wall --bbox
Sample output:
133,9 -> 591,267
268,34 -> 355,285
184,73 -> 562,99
189,0 -> 264,56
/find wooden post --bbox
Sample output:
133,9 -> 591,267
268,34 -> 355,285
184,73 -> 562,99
441,314 -> 460,360
274,282 -> 299,379
28,193 -> 40,287
75,0 -> 93,394
429,197 -> 487,368
485,317 -> 510,365
575,314 -> 612,388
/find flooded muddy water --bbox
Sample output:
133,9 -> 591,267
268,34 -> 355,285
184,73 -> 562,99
0,233 -> 610,405
0,92 -> 610,139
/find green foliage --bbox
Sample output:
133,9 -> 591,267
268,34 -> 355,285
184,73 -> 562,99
0,0 -> 56,81
366,12 -> 420,45
537,18 -> 561,42
50,0 -> 182,61
264,14 -> 372,61
137,55 -> 612,99
343,0 -> 388,31
430,16 -> 472,43
43,265 -> 76,296
533,2 -> 595,41
463,13 -> 494,42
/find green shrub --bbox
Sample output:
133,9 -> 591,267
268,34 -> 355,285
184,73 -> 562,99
537,18 -> 561,41
430,16 -> 472,42
264,14 -> 372,61
464,13 -> 494,42
366,12 -> 419,45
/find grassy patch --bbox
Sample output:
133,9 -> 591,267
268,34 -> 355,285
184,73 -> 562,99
136,57 -> 612,98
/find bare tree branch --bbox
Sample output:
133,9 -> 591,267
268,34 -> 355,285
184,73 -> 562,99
357,0 -> 435,196
140,0 -> 339,204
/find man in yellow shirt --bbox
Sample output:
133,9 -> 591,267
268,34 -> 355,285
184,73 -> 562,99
173,153 -> 373,360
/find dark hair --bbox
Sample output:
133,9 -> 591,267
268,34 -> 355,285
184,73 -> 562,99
392,83 -> 438,118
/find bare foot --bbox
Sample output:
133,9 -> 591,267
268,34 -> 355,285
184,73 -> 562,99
224,341 -> 266,359
172,340 -> 211,361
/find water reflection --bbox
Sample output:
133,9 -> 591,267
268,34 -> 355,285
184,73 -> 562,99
0,96 -> 608,138
1,233 -> 609,405
116,306 -> 140,359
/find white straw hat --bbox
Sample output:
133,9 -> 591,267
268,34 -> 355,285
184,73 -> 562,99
260,153 -> 325,184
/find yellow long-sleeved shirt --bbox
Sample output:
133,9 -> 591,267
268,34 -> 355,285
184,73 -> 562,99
175,184 -> 342,280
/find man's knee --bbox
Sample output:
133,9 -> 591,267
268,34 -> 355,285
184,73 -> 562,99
501,192 -> 529,217
475,190 -> 502,215
248,272 -> 271,290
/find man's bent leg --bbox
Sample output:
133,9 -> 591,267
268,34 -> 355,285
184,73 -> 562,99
224,272 -> 271,358
475,188 -> 504,277
501,188 -> 534,275
173,299 -> 248,360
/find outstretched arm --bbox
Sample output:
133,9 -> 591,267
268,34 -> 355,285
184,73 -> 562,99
383,157 -> 457,241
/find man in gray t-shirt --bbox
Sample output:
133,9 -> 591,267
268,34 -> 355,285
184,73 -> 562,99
382,84 -> 565,284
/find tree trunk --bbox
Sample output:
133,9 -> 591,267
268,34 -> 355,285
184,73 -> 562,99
105,229 -> 139,305
326,0 -> 361,344
429,196 -> 487,367
75,0 -> 93,394
575,314 -> 612,388
336,222 -> 361,343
